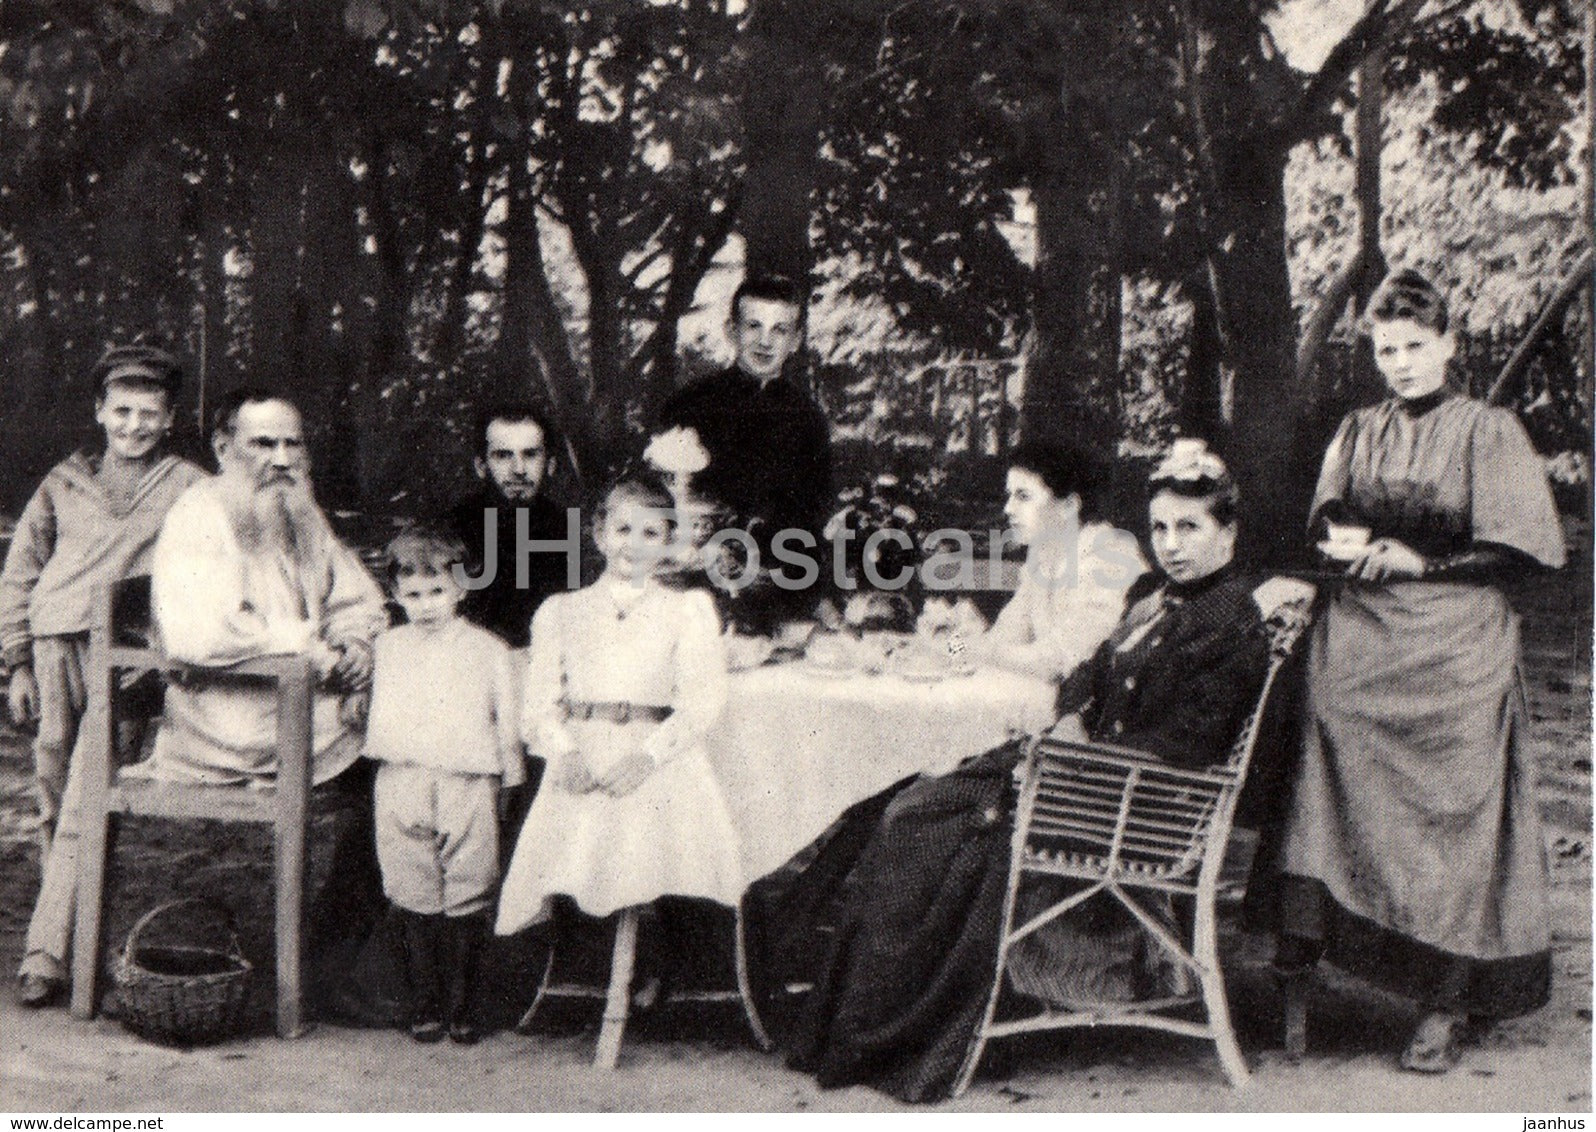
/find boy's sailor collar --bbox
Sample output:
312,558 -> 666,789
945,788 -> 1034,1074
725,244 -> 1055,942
61,449 -> 189,516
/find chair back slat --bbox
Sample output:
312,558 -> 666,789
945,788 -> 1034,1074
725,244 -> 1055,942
1018,589 -> 1315,883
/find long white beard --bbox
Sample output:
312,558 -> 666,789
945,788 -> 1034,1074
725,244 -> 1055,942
221,475 -> 328,570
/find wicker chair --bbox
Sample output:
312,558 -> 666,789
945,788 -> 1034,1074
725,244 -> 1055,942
71,577 -> 323,1038
952,584 -> 1315,1093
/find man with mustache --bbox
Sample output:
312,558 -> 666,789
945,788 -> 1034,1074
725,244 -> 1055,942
14,389 -> 386,1005
144,388 -> 386,784
449,401 -> 572,650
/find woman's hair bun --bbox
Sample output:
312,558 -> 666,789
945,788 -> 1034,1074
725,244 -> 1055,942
1364,269 -> 1449,334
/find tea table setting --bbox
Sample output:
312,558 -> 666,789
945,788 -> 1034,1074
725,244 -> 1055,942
705,603 -> 1057,884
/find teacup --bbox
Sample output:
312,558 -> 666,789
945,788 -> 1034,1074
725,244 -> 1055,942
1323,521 -> 1372,552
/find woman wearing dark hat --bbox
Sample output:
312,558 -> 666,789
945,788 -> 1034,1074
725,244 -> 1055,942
1275,270 -> 1567,1072
4,336 -> 207,1007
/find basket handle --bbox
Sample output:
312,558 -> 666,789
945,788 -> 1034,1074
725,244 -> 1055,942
122,898 -> 246,965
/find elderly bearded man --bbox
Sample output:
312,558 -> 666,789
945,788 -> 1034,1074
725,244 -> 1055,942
145,390 -> 385,784
15,389 -> 386,1006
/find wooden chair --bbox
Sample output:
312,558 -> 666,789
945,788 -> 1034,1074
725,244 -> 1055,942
952,586 -> 1315,1094
71,577 -> 318,1038
518,899 -> 773,1069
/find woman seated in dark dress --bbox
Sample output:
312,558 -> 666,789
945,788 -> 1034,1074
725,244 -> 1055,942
784,440 -> 1273,1103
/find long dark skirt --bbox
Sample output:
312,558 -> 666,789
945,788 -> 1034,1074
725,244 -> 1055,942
784,742 -> 1022,1103
1277,582 -> 1553,1018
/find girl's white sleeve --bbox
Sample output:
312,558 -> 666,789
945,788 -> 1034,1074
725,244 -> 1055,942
493,641 -> 527,788
1026,570 -> 1131,682
521,597 -> 574,758
984,573 -> 1034,651
644,590 -> 727,765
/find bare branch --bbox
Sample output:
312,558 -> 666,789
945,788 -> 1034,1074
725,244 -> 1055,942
620,242 -> 671,286
1295,251 -> 1370,388
1266,0 -> 1427,153
1487,247 -> 1594,405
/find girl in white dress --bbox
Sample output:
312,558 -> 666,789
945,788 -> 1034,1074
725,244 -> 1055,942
495,477 -> 743,934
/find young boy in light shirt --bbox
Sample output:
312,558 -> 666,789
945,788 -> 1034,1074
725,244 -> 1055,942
364,528 -> 524,1044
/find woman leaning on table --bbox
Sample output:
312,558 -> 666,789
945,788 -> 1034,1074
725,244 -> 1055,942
1275,269 -> 1567,1073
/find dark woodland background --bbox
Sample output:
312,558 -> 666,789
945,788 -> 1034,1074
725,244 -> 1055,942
0,0 -> 1589,566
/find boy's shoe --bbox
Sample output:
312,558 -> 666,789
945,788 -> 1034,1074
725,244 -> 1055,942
409,1018 -> 447,1043
442,914 -> 485,1047
18,974 -> 63,1009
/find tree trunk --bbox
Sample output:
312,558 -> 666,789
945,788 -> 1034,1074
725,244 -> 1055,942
583,260 -> 629,476
25,237 -> 67,413
1353,44 -> 1387,307
432,33 -> 500,373
197,204 -> 237,441
501,150 -> 591,488
8,232 -> 72,482
1179,0 -> 1430,566
1204,145 -> 1305,568
300,141 -> 364,509
634,190 -> 742,420
351,135 -> 412,510
94,165 -> 165,344
1178,1 -> 1326,568
1183,273 -> 1226,440
738,0 -> 825,282
1343,41 -> 1389,409
1021,105 -> 1124,454
247,140 -> 311,410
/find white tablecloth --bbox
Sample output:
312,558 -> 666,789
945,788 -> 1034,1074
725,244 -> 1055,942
705,662 -> 1057,883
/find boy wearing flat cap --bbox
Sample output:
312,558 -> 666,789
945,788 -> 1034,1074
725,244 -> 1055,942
0,338 -> 205,886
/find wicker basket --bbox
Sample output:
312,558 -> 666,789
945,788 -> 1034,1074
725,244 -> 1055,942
113,898 -> 253,1047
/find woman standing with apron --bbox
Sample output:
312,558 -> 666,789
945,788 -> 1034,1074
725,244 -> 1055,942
1277,269 -> 1567,1073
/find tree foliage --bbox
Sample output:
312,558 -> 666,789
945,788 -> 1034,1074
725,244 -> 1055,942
1390,0 -> 1586,189
0,0 -> 1584,538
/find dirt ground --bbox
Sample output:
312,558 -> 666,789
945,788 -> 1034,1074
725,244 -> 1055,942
1,543 -> 1590,1113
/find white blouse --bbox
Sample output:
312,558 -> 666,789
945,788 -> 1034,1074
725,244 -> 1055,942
984,521 -> 1147,683
522,576 -> 728,768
